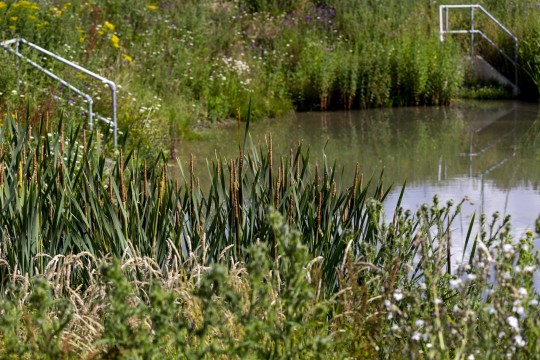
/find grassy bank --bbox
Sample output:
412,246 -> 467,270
3,0 -> 539,153
0,115 -> 539,358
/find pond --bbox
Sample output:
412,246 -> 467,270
175,100 -> 540,257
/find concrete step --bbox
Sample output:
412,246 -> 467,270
465,55 -> 519,95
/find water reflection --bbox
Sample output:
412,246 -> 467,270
175,100 -> 540,248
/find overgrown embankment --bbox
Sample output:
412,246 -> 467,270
0,0 -> 539,153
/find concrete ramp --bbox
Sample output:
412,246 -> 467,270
467,55 -> 517,94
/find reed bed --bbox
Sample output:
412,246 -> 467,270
0,112 -> 462,294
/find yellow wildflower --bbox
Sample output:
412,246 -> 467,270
146,4 -> 158,10
49,7 -> 62,16
0,2 -> 6,10
104,21 -> 115,31
63,2 -> 72,10
110,34 -> 120,48
122,53 -> 133,62
10,16 -> 18,22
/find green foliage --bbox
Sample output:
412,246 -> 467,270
0,0 -> 477,153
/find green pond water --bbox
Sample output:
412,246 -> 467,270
175,100 -> 540,256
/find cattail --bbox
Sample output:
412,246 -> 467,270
60,125 -> 64,154
83,130 -> 87,150
296,153 -> 300,184
268,134 -> 273,192
0,160 -> 4,186
57,155 -> 64,187
17,161 -> 22,197
45,112 -> 49,133
316,194 -> 322,231
353,163 -> 359,198
288,187 -> 294,226
281,157 -> 285,191
314,163 -> 319,188
159,165 -> 165,204
229,159 -> 234,228
275,168 -> 281,207
32,152 -> 37,183
332,182 -> 336,200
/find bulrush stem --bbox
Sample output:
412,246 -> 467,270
281,157 -> 285,193
296,152 -> 300,184
159,164 -> 165,205
17,161 -> 22,198
32,153 -> 37,183
316,194 -> 322,250
289,182 -> 294,227
45,111 -> 49,133
60,125 -> 64,155
275,168 -> 281,208
0,160 -> 4,187
238,150 -> 243,207
234,178 -> 240,260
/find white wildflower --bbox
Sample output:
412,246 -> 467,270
518,288 -> 528,298
507,316 -> 519,331
529,299 -> 539,306
450,278 -> 463,289
467,355 -> 475,360
502,244 -> 514,256
411,332 -> 421,341
415,320 -> 425,328
394,291 -> 404,301
514,334 -> 526,347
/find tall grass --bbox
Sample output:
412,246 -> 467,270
0,0 -> 471,154
0,111 -> 467,295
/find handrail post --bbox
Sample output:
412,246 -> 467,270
439,6 -> 444,42
87,97 -> 93,130
15,37 -> 21,91
470,6 -> 475,57
108,83 -> 117,147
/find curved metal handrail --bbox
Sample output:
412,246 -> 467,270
439,4 -> 519,95
0,38 -> 118,146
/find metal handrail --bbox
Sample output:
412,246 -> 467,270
439,4 -> 518,94
0,38 -> 118,146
